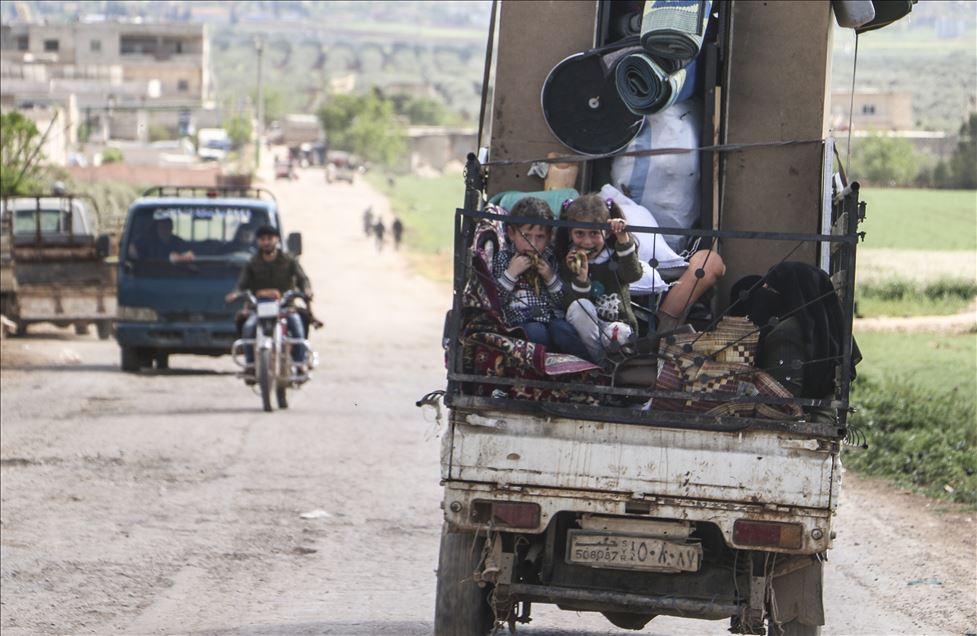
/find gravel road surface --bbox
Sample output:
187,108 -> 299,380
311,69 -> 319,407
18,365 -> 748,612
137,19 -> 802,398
1,171 -> 974,635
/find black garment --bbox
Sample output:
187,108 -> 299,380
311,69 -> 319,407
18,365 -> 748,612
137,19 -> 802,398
746,262 -> 861,399
758,316 -> 807,397
235,250 -> 312,297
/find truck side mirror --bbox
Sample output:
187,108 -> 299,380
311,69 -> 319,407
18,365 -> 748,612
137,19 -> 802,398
286,232 -> 302,255
96,233 -> 111,258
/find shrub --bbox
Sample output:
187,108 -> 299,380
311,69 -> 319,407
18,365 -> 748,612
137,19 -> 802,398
846,376 -> 977,505
101,148 -> 124,164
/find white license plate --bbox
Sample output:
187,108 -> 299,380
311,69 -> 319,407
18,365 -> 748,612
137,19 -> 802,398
256,302 -> 279,318
567,531 -> 703,573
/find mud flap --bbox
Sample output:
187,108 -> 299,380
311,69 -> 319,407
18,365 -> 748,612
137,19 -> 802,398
770,557 -> 824,627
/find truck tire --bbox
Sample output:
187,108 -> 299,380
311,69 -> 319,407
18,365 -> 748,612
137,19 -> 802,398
13,321 -> 29,337
74,323 -> 90,336
258,348 -> 273,412
434,525 -> 493,636
154,353 -> 169,370
96,321 -> 112,340
120,347 -> 141,372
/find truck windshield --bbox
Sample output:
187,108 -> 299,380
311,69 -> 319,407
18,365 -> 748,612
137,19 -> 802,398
123,204 -> 271,274
2,202 -> 90,236
13,209 -> 66,234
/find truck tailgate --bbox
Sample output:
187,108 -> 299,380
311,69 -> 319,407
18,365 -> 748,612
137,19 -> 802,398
448,410 -> 836,510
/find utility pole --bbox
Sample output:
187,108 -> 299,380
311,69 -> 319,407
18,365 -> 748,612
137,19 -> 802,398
255,36 -> 264,173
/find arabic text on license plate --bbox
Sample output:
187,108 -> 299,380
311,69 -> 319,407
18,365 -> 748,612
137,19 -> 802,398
567,531 -> 703,573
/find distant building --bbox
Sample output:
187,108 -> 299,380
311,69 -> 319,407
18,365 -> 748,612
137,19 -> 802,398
0,21 -> 211,141
831,89 -> 958,157
404,126 -> 477,174
830,89 -> 913,131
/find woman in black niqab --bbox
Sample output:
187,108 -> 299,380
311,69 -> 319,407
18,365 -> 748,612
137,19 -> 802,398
739,262 -> 861,399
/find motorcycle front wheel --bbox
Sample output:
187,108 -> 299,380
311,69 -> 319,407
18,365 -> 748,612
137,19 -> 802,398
258,348 -> 273,412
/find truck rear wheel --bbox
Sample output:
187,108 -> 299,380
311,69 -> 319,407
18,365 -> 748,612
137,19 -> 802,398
96,321 -> 112,340
74,323 -> 90,336
434,524 -> 493,636
120,347 -> 141,372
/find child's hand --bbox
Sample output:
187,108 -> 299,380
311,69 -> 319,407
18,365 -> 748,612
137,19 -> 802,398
566,248 -> 589,283
506,253 -> 534,277
536,258 -> 556,284
609,218 -> 629,244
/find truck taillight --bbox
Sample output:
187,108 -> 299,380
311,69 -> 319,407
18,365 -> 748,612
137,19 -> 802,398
471,500 -> 540,529
733,519 -> 803,549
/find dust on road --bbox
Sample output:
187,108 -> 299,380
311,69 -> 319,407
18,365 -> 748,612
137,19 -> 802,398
1,170 -> 974,636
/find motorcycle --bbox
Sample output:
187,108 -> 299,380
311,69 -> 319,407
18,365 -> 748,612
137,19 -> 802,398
231,290 -> 319,412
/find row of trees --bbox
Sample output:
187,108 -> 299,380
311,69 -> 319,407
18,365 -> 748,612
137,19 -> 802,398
315,90 -> 465,167
851,113 -> 977,189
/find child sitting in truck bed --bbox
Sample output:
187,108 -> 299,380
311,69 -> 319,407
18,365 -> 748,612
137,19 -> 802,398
557,194 -> 726,363
492,197 -> 591,361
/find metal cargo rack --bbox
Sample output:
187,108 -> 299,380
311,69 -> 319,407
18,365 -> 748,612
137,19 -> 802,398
443,149 -> 863,440
1,192 -> 103,244
141,186 -> 277,202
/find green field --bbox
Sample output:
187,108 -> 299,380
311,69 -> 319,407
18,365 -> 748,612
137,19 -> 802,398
855,187 -> 976,317
853,330 -> 977,396
366,172 -> 461,281
858,188 -> 977,251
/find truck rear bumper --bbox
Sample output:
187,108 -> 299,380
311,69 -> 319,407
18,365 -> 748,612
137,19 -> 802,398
115,320 -> 235,354
442,480 -> 833,555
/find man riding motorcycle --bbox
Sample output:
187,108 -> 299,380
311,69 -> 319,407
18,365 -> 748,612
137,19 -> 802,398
224,225 -> 314,379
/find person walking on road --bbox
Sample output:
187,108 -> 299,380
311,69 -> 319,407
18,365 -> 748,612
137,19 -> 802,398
363,207 -> 374,237
374,219 -> 386,252
392,217 -> 404,251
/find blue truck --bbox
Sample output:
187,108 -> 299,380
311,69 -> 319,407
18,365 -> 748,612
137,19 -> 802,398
114,186 -> 301,372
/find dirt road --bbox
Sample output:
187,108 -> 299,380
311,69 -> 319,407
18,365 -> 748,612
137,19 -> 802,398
1,170 -> 974,635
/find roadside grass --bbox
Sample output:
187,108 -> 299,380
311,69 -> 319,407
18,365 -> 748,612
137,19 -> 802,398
366,172 -> 461,283
856,278 -> 977,317
847,330 -> 977,505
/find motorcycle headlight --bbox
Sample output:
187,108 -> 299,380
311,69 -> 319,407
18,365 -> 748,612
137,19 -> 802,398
117,305 -> 159,322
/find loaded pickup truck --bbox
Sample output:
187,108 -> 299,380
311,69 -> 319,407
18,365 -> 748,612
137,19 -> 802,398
0,193 -> 115,338
433,2 -> 886,635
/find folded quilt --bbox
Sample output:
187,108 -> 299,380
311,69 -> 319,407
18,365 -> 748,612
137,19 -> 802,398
640,0 -> 713,63
615,53 -> 697,116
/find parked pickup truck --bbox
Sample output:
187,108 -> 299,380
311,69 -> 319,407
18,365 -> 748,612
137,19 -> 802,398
0,193 -> 115,338
114,185 -> 301,371
434,2 -> 878,635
